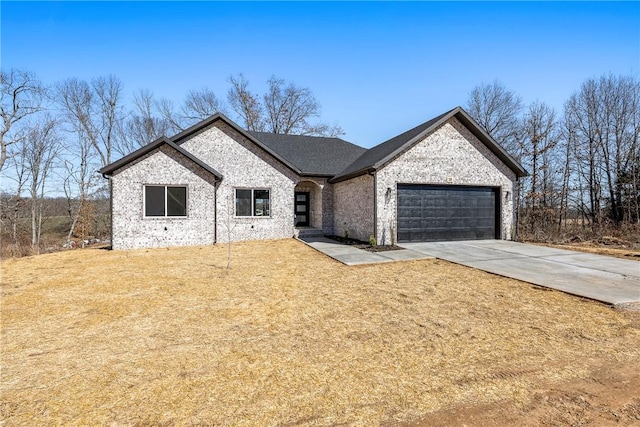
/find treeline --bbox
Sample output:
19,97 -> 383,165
465,75 -> 640,244
1,69 -> 638,256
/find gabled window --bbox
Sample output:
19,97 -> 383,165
235,188 -> 270,217
144,185 -> 187,217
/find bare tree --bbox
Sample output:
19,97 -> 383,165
263,76 -> 343,136
466,80 -> 523,156
227,74 -> 264,132
0,69 -> 46,172
22,116 -> 62,250
182,87 -> 224,124
157,87 -> 225,134
55,75 -> 124,167
227,74 -> 343,136
517,102 -> 559,236
120,89 -> 172,153
62,132 -> 99,248
564,74 -> 640,228
5,141 -> 29,246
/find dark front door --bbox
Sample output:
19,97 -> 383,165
397,184 -> 499,242
295,192 -> 310,226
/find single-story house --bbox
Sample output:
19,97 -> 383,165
100,106 -> 527,250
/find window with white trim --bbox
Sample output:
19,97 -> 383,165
235,188 -> 270,217
144,185 -> 187,217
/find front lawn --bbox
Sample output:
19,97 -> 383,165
2,239 -> 638,425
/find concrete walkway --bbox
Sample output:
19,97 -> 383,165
400,240 -> 640,306
298,236 -> 433,265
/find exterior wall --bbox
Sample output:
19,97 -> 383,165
180,122 -> 299,243
332,174 -> 374,241
375,117 -> 517,245
321,180 -> 334,235
110,145 -> 218,250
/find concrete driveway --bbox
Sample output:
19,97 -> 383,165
400,240 -> 640,306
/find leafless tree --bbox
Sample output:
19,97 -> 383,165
62,132 -> 100,248
157,87 -> 225,134
22,116 -> 62,250
4,141 -> 29,246
564,74 -> 640,228
0,69 -> 46,172
182,87 -> 224,124
120,89 -> 173,153
227,74 -> 264,132
263,76 -> 343,136
55,75 -> 124,167
517,102 -> 559,235
467,80 -> 523,156
227,74 -> 343,136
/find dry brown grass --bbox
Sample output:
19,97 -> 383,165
2,239 -> 639,426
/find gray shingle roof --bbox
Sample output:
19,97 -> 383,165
331,106 -> 527,182
247,131 -> 367,176
332,109 -> 454,181
100,107 -> 526,183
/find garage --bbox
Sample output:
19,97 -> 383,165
397,184 -> 499,242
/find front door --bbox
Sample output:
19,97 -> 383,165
295,192 -> 310,226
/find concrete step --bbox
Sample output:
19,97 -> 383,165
295,228 -> 324,238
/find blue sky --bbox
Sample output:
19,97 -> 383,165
2,1 -> 639,147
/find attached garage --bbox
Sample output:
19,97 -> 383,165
397,184 -> 499,243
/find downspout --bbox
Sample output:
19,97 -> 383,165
370,170 -> 377,244
102,173 -> 114,250
109,176 -> 113,249
214,179 -> 221,244
513,177 -> 520,242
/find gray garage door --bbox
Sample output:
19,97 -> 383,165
397,185 -> 499,242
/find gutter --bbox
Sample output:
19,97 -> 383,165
329,167 -> 376,184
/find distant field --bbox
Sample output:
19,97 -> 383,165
2,239 -> 639,425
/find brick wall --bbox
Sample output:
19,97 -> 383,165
332,173 -> 375,241
375,117 -> 517,245
180,122 -> 299,243
110,145 -> 218,249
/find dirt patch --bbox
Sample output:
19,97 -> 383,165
2,239 -> 639,426
325,234 -> 404,252
393,355 -> 640,427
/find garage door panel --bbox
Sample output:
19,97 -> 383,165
397,185 -> 498,242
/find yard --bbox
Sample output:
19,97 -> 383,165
1,239 -> 639,426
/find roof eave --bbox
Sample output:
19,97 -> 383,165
329,167 -> 375,183
99,137 -> 223,181
99,136 -> 172,176
299,172 -> 336,178
369,106 -> 527,178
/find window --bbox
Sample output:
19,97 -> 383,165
144,185 -> 187,217
235,188 -> 270,217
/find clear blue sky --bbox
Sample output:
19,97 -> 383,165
2,1 -> 639,147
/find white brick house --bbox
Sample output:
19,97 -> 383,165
100,107 -> 526,249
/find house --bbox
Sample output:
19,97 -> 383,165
99,106 -> 527,250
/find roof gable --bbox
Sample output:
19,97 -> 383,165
171,113 -> 306,175
331,106 -> 527,182
99,136 -> 222,179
